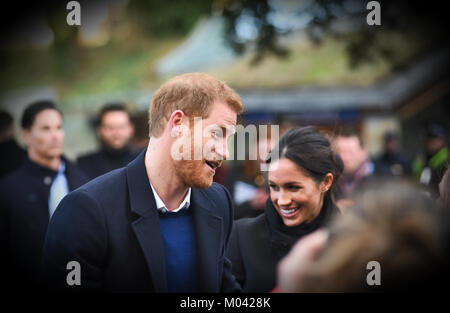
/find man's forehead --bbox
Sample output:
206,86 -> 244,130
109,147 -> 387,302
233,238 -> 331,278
34,110 -> 62,123
202,113 -> 236,126
203,122 -> 236,134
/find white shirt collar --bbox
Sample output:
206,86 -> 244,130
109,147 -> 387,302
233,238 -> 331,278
149,182 -> 191,213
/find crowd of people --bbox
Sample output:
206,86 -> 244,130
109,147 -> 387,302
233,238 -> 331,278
0,72 -> 448,293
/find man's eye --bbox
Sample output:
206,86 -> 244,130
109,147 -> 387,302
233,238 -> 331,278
289,186 -> 300,191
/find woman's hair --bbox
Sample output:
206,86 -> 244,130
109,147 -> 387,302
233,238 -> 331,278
266,126 -> 344,203
294,180 -> 448,292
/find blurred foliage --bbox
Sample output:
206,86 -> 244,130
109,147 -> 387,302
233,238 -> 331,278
0,0 -> 447,100
221,0 -> 450,68
126,0 -> 212,37
208,29 -> 428,89
44,1 -> 81,81
222,0 -> 289,65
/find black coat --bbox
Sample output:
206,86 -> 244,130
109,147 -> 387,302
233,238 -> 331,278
226,196 -> 338,292
0,139 -> 26,178
77,147 -> 140,180
0,156 -> 89,289
41,150 -> 241,293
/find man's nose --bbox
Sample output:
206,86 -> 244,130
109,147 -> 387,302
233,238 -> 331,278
218,139 -> 230,160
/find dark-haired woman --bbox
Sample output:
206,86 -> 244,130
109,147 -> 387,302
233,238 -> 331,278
226,126 -> 343,292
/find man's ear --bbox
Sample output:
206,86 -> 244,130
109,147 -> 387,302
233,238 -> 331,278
22,129 -> 30,147
169,110 -> 185,127
129,123 -> 135,137
168,110 -> 185,137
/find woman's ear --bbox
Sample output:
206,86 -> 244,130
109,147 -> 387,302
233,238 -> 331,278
321,173 -> 334,192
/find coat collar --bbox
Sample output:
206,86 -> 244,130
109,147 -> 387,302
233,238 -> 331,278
23,155 -> 70,178
126,150 -> 224,292
191,188 -> 223,292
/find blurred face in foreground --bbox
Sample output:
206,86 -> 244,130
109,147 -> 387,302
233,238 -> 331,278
173,101 -> 237,189
23,109 -> 64,161
268,158 -> 331,227
98,111 -> 134,150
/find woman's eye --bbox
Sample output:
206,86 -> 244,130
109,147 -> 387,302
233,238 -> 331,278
289,186 -> 300,191
269,185 -> 278,190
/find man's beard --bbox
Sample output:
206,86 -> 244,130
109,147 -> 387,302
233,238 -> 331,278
173,158 -> 214,189
100,139 -> 131,155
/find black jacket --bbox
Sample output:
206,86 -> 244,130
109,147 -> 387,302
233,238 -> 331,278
0,156 -> 89,289
41,150 -> 241,293
226,196 -> 338,292
0,139 -> 26,178
77,147 -> 140,180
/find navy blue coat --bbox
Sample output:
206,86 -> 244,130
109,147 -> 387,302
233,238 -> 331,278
41,151 -> 241,293
0,156 -> 89,289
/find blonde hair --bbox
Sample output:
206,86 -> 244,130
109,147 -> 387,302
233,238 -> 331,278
149,73 -> 243,137
295,180 -> 446,292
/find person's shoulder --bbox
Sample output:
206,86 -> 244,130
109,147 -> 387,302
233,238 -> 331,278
195,183 -> 233,218
0,165 -> 27,189
231,214 -> 268,245
77,150 -> 102,164
235,213 -> 266,229
63,158 -> 90,183
202,182 -> 230,200
75,167 -> 127,198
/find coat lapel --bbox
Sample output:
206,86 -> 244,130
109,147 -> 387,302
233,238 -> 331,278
126,151 -> 167,292
191,188 -> 223,292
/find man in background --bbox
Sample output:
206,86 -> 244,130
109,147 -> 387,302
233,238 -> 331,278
0,101 -> 88,290
333,128 -> 376,212
0,110 -> 26,178
375,131 -> 411,177
413,123 -> 449,195
77,103 -> 139,180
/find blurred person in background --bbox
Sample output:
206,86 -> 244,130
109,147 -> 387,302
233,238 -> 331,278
224,126 -> 274,220
0,110 -> 26,178
131,110 -> 150,150
226,126 -> 343,292
0,101 -> 88,290
438,165 -> 450,210
277,180 -> 449,292
332,128 -> 377,213
413,123 -> 449,196
77,103 -> 139,180
375,131 -> 411,177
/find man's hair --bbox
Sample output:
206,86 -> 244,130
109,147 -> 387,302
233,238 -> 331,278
21,100 -> 61,130
337,127 -> 364,147
0,111 -> 13,135
148,73 -> 243,137
97,103 -> 131,127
